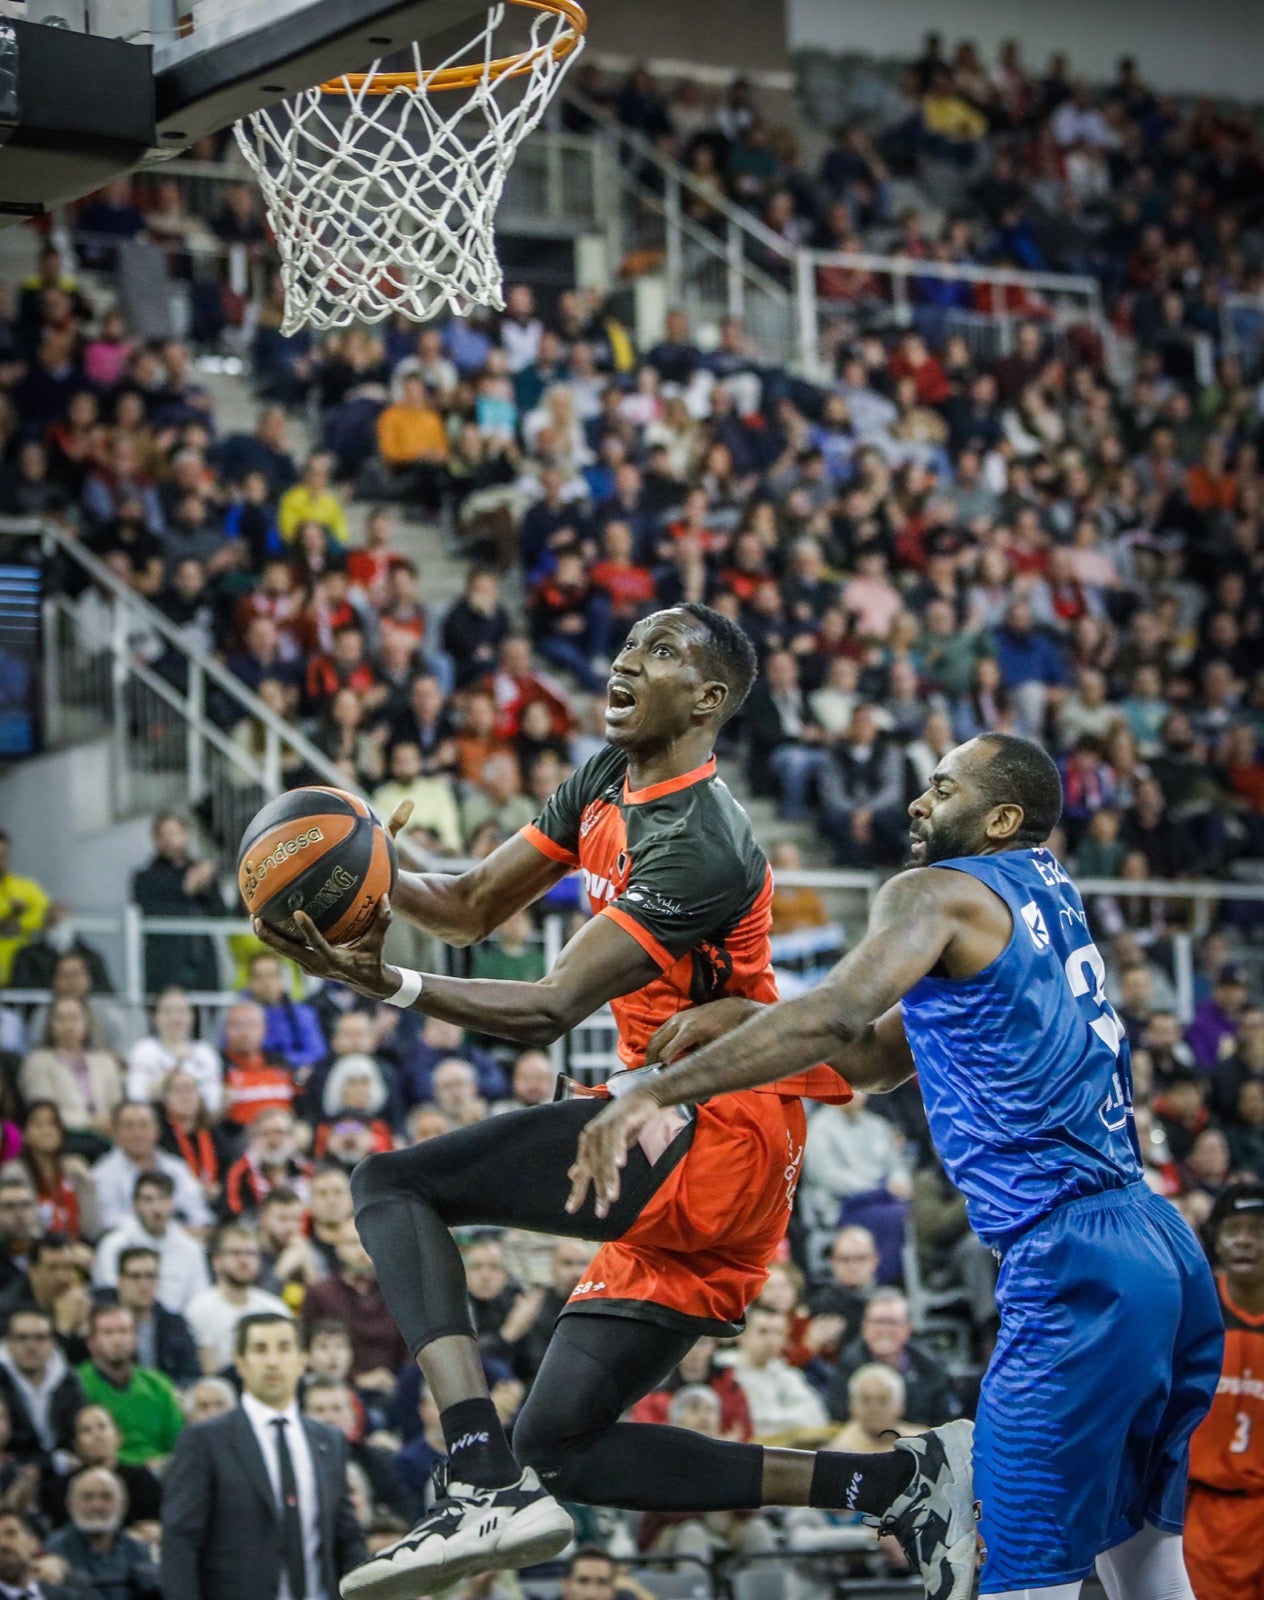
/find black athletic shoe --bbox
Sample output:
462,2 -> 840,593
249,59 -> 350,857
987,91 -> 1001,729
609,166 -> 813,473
339,1464 -> 573,1600
864,1418 -> 978,1600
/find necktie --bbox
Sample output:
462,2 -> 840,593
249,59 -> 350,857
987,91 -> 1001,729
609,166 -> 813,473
271,1417 -> 308,1600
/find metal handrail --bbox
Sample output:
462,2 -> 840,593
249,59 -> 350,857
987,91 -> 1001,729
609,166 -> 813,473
25,516 -> 437,870
561,84 -> 797,261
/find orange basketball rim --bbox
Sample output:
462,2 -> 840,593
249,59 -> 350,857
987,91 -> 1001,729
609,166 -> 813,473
319,0 -> 587,97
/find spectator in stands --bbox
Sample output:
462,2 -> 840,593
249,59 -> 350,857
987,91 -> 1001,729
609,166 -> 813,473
1210,1006 -> 1264,1124
220,1000 -> 296,1130
74,179 -> 145,270
92,1102 -> 213,1235
305,1167 -> 354,1279
182,1375 -> 236,1424
18,1102 -> 100,1244
255,1186 -> 325,1303
992,598 -> 1071,734
728,1306 -> 830,1444
507,1239 -> 595,1383
372,740 -> 463,855
528,549 -> 604,692
745,650 -> 828,815
826,1290 -> 957,1428
106,1246 -> 200,1389
130,814 -> 227,996
302,1376 -> 408,1523
20,999 -> 122,1141
125,988 -> 223,1112
157,1068 -> 234,1213
807,1225 -> 880,1335
832,1363 -> 919,1455
223,1108 -> 312,1219
371,373 -> 449,514
184,1224 -> 289,1374
0,1230 -> 93,1366
0,831 -> 50,987
817,704 -> 908,867
92,1171 -> 209,1315
46,1403 -> 163,1530
427,1058 -> 489,1129
76,1304 -> 182,1469
442,568 -> 512,688
46,1466 -> 161,1599
9,904 -> 112,1003
0,1509 -> 84,1600
0,1307 -> 84,1463
279,451 -> 348,545
1187,966 -> 1252,1072
302,1221 -> 407,1390
241,953 -> 326,1072
0,1178 -> 41,1301
802,1092 -> 912,1281
20,940 -> 127,1056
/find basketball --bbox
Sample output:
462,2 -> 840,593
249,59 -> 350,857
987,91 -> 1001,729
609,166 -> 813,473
237,786 -> 397,944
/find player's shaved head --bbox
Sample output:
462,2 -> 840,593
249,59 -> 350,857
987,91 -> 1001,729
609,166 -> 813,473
973,734 -> 1064,845
907,734 -> 1064,865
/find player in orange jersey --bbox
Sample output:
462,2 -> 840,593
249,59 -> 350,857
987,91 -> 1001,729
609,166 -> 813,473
259,605 -> 976,1600
1186,1183 -> 1264,1600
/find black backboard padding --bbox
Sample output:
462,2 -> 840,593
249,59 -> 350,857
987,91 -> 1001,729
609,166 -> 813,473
0,23 -> 155,210
153,0 -> 490,146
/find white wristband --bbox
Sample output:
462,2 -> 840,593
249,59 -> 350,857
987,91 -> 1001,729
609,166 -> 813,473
383,968 -> 424,1008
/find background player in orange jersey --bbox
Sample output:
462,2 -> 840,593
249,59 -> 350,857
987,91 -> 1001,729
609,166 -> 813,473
259,604 -> 976,1600
1186,1183 -> 1264,1600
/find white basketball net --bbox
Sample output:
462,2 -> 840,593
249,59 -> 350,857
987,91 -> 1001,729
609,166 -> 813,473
234,3 -> 585,334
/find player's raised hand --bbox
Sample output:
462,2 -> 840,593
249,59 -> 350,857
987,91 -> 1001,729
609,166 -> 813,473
566,1085 -> 661,1219
253,896 -> 399,1000
645,996 -> 763,1065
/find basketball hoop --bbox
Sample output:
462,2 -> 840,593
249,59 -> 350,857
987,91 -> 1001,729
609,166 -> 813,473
235,0 -> 587,334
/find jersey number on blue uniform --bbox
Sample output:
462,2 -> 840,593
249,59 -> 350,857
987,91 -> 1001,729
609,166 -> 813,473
1062,939 -> 1131,1130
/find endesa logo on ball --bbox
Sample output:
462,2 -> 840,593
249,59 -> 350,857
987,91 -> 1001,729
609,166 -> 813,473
241,826 -> 325,899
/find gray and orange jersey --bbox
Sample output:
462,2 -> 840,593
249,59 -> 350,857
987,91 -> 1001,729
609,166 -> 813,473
523,744 -> 848,1102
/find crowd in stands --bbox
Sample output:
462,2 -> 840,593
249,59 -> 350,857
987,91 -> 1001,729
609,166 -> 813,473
0,23 -> 1261,1597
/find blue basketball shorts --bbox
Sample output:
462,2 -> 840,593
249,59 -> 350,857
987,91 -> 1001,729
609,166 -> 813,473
975,1181 -> 1223,1594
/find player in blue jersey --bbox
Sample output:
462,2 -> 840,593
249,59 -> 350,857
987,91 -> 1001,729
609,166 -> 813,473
570,732 -> 1224,1600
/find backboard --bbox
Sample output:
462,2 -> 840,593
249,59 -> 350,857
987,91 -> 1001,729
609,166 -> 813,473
0,0 -> 490,218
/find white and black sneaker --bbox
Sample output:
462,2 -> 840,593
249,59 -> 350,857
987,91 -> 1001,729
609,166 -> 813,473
340,1464 -> 574,1600
864,1419 -> 978,1600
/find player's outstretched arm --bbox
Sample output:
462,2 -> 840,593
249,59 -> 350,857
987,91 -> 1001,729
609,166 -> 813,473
646,998 -> 915,1094
567,870 -> 960,1216
257,894 -> 662,1046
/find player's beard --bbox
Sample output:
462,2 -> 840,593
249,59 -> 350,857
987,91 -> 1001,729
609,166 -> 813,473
905,803 -> 992,867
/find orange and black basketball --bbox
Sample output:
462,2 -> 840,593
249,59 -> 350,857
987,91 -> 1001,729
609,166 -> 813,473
237,786 -> 397,944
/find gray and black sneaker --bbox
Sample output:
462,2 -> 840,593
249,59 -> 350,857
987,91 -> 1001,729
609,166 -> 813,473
865,1419 -> 978,1600
340,1463 -> 574,1600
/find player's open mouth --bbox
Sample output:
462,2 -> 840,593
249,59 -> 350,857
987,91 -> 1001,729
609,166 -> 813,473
606,680 -> 638,725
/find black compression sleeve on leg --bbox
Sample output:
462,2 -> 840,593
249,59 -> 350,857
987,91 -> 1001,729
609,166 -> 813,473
350,1101 -> 653,1355
514,1315 -> 766,1512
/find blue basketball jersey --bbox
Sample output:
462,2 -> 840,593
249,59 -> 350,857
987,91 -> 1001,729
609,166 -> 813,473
901,847 -> 1143,1247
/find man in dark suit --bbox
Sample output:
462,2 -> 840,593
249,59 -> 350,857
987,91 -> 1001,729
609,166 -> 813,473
161,1311 -> 366,1600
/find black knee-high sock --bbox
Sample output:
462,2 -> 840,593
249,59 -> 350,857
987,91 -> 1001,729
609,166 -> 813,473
809,1448 -> 916,1517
